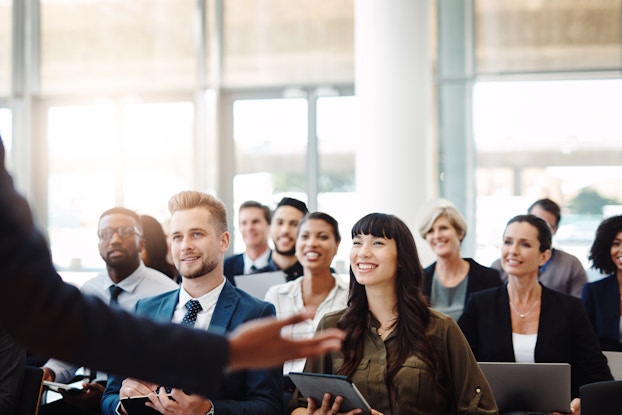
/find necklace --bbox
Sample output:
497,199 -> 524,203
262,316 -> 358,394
509,300 -> 540,318
377,325 -> 393,337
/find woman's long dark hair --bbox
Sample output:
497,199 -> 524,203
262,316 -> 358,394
336,213 -> 437,408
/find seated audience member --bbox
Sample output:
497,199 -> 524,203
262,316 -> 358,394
459,214 -> 612,413
291,213 -> 498,415
266,197 -> 309,282
491,198 -> 587,297
581,214 -> 622,352
265,212 -> 348,411
101,191 -> 282,415
0,328 -> 25,415
224,201 -> 273,284
140,214 -> 178,280
265,212 -> 349,375
40,208 -> 178,415
418,199 -> 501,320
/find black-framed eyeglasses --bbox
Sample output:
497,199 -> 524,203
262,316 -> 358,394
97,226 -> 141,240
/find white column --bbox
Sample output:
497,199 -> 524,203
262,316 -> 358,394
354,0 -> 436,262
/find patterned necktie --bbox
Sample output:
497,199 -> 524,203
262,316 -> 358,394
109,285 -> 124,308
181,299 -> 203,328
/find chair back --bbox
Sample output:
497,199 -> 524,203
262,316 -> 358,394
16,366 -> 44,415
603,350 -> 622,380
580,380 -> 622,415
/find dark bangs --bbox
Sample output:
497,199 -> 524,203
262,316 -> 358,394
351,213 -> 398,240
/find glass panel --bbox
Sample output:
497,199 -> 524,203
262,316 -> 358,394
47,105 -> 117,273
122,101 -> 194,219
0,0 -> 10,95
317,96 -> 357,274
232,98 -> 308,253
47,101 -> 194,279
476,0 -> 622,73
40,0 -> 196,94
224,0 -> 354,87
0,107 -> 11,160
473,79 -> 622,279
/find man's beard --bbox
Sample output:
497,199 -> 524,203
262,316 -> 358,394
181,259 -> 218,279
275,245 -> 296,256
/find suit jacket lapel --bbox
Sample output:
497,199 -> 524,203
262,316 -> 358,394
209,281 -> 239,335
153,291 -> 180,322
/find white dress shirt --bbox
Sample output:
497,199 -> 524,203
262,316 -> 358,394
264,274 -> 349,373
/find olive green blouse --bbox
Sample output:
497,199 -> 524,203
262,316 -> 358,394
294,308 -> 498,415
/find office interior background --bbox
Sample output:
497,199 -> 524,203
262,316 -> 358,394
1,0 -> 621,283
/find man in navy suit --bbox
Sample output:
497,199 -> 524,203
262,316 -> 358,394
224,200 -> 273,284
101,191 -> 283,415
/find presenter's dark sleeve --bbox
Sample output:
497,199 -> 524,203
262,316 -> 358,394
0,139 -> 228,396
0,329 -> 25,414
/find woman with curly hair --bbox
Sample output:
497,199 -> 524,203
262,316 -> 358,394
291,213 -> 497,415
582,214 -> 622,351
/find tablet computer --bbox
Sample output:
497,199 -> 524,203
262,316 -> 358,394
288,372 -> 372,415
120,395 -> 173,415
43,380 -> 86,395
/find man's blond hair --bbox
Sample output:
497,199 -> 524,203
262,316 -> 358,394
168,191 -> 228,234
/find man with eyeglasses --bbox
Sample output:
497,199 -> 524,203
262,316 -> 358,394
40,207 -> 178,415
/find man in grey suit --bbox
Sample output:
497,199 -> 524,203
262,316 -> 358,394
102,191 -> 282,415
0,136 -> 344,396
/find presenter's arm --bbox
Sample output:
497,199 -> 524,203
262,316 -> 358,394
0,137 -> 343,396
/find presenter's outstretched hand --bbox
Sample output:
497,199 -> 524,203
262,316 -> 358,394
228,309 -> 344,371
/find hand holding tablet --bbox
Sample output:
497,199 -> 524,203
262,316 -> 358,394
288,372 -> 372,415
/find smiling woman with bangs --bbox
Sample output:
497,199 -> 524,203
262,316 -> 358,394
290,212 -> 497,415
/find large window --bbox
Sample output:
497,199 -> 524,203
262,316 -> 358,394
40,0 -> 197,94
47,101 -> 194,279
230,94 -> 356,272
475,0 -> 622,74
223,0 -> 354,86
0,0 -> 10,95
474,79 -> 622,278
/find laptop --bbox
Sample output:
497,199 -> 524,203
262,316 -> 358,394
478,362 -> 571,414
234,270 -> 287,300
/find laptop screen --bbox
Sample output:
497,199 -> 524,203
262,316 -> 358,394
478,362 -> 571,414
234,271 -> 287,300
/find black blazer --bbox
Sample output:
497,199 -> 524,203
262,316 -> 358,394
581,273 -> 622,351
0,141 -> 228,396
423,258 -> 502,309
458,284 -> 612,398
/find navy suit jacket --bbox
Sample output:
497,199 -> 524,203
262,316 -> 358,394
581,274 -> 622,351
423,258 -> 502,311
101,281 -> 283,415
0,138 -> 229,396
458,284 -> 612,398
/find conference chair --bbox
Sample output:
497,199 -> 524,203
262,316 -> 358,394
16,366 -> 45,415
580,380 -> 622,415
